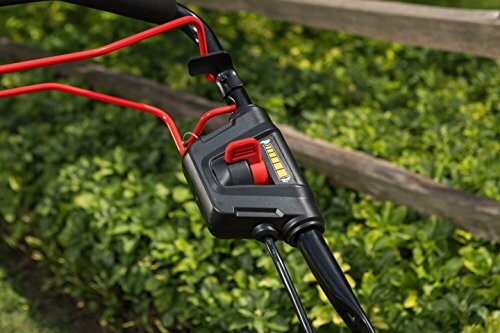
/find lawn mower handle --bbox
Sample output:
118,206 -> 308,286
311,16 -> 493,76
0,1 -> 375,332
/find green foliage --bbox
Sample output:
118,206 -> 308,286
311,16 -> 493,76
0,2 -> 499,333
462,311 -> 500,333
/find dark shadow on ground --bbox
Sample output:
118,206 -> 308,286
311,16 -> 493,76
0,240 -> 103,333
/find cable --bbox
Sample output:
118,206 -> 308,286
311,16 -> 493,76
0,82 -> 236,155
184,105 -> 235,146
0,16 -> 208,75
264,237 -> 314,333
0,15 -> 237,151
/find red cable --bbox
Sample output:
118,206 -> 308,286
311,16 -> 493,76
0,16 -> 212,80
0,16 -> 231,152
0,83 -> 236,155
184,105 -> 236,146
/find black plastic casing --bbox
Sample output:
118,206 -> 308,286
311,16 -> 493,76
182,105 -> 324,245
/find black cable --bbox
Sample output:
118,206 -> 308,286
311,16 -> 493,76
297,229 -> 375,333
264,237 -> 314,333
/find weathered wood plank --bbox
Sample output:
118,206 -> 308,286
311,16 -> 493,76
1,37 -> 499,242
280,125 -> 500,242
186,0 -> 500,59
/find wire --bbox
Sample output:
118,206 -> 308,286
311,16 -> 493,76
0,16 -> 234,151
184,105 -> 234,146
0,16 -> 208,75
264,237 -> 314,333
0,82 -> 236,155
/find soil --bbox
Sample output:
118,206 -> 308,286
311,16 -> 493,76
0,241 -> 104,333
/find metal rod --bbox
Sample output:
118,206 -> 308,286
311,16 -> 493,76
264,237 -> 314,333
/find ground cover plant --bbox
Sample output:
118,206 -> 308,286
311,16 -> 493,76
0,2 -> 499,332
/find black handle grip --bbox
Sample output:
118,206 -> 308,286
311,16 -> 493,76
0,0 -> 177,23
65,0 -> 177,24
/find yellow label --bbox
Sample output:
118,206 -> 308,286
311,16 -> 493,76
276,169 -> 288,178
261,140 -> 291,182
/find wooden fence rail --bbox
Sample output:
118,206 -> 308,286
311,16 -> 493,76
186,0 -> 500,59
1,38 -> 499,242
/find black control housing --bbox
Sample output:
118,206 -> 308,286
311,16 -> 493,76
182,105 -> 324,245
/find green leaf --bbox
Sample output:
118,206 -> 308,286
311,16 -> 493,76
460,247 -> 493,276
403,290 -> 418,309
172,186 -> 192,203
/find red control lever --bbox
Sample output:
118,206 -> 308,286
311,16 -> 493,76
224,138 -> 269,185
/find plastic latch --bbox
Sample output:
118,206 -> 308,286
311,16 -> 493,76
188,51 -> 234,77
224,138 -> 269,185
188,52 -> 243,99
